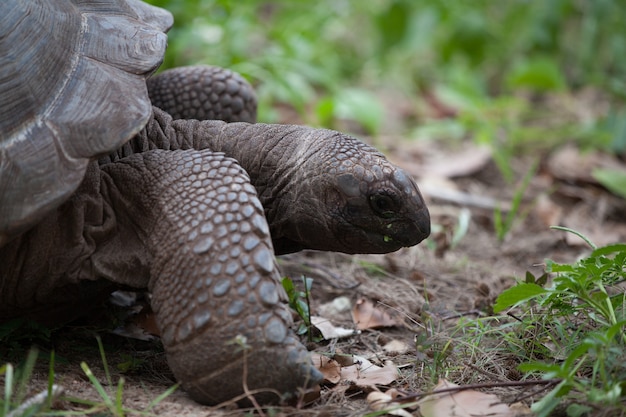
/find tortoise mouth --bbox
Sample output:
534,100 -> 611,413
354,206 -> 431,253
368,223 -> 427,250
340,216 -> 429,254
362,230 -> 406,253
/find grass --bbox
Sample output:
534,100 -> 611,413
491,234 -> 626,416
278,238 -> 626,413
278,228 -> 626,415
0,336 -> 177,416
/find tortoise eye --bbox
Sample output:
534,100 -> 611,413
369,194 -> 395,218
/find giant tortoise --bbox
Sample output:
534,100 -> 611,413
0,0 -> 430,405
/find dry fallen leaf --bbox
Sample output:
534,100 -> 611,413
333,351 -> 355,367
367,391 -> 414,417
312,355 -> 342,384
311,315 -> 360,340
547,145 -> 626,184
351,298 -> 400,330
421,145 -> 492,179
418,379 -> 516,417
132,309 -> 160,336
341,355 -> 399,388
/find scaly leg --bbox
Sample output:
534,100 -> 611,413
99,148 -> 321,404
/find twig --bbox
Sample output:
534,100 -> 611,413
507,312 -> 524,322
215,387 -> 283,411
376,301 -> 425,329
240,342 -> 264,416
464,362 -> 508,382
441,309 -> 485,321
508,382 -> 558,404
214,337 -> 282,414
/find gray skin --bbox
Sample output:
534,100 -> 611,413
0,0 -> 430,406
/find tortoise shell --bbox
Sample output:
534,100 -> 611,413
0,0 -> 172,244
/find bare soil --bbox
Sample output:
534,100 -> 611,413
3,97 -> 626,417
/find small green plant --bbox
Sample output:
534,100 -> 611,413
494,230 -> 626,416
413,330 -> 454,385
282,276 -> 322,343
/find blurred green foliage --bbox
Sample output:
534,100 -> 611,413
146,0 -> 626,155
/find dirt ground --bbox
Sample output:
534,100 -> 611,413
5,98 -> 626,416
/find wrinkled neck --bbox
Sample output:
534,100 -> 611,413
108,108 -> 332,254
191,122 -> 324,251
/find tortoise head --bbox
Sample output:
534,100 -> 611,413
267,130 -> 430,255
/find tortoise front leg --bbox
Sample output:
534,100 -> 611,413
100,149 -> 321,405
147,65 -> 257,123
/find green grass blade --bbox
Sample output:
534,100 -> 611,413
12,348 -> 38,408
80,362 -> 115,411
115,377 -> 125,417
47,350 -> 56,410
4,363 -> 13,416
95,335 -> 112,388
550,226 -> 597,249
